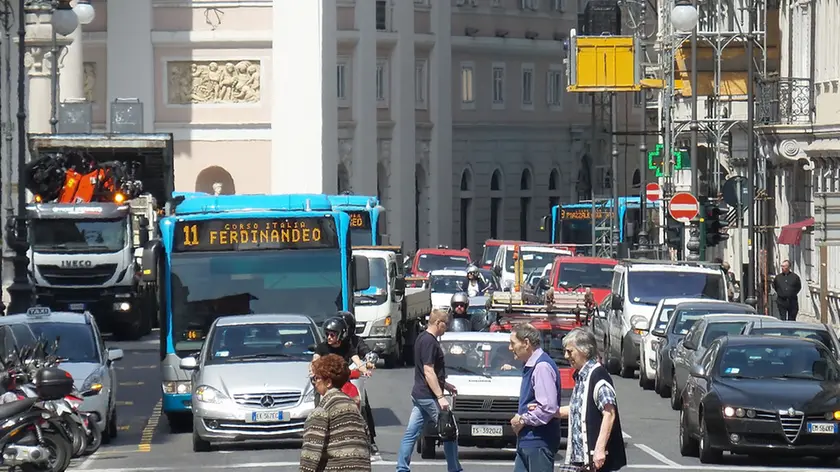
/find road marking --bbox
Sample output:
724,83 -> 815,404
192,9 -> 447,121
76,450 -> 99,470
76,464 -> 840,472
137,400 -> 162,452
119,381 -> 144,386
132,365 -> 157,369
118,425 -> 130,431
635,444 -> 680,467
116,401 -> 133,406
622,431 -> 631,439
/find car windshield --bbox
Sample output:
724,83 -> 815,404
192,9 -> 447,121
367,258 -> 387,290
417,254 -> 469,273
504,250 -> 564,272
440,340 -> 519,377
31,218 -> 126,253
701,322 -> 749,348
671,306 -> 753,335
557,263 -> 614,289
430,275 -> 466,293
750,328 -> 835,354
481,245 -> 500,267
629,271 -> 726,305
719,343 -> 840,381
206,323 -> 316,364
27,322 -> 98,363
650,306 -> 676,331
169,249 -> 342,355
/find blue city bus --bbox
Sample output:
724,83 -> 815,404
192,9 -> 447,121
326,195 -> 386,246
540,197 -> 659,251
141,193 -> 371,427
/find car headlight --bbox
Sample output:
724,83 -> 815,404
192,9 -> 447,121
722,406 -> 755,418
195,385 -> 227,404
162,381 -> 191,395
630,315 -> 648,334
371,316 -> 392,336
82,374 -> 102,392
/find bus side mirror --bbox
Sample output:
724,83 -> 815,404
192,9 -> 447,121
539,215 -> 548,232
353,255 -> 371,291
140,240 -> 162,282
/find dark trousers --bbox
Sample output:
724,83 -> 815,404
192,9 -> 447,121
777,297 -> 799,321
513,446 -> 557,472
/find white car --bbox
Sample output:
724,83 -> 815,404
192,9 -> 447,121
427,269 -> 469,310
638,297 -> 708,390
0,308 -> 123,441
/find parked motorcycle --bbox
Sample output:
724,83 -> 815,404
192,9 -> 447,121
0,342 -> 78,471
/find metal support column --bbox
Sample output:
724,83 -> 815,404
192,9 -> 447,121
745,1 -> 757,307
637,0 -> 649,247
686,2 -> 701,262
610,93 -> 619,258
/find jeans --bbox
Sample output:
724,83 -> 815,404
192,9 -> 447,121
513,446 -> 557,472
396,396 -> 462,472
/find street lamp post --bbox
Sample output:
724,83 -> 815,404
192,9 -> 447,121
4,0 -> 81,315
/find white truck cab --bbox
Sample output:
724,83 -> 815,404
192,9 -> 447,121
352,248 -> 431,368
602,260 -> 729,379
491,245 -> 572,291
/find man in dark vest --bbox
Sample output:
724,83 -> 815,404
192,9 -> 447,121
508,323 -> 562,472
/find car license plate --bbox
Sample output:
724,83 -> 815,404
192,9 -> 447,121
69,303 -> 85,311
807,422 -> 837,434
247,411 -> 287,423
471,425 -> 503,437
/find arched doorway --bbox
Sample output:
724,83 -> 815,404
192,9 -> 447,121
490,169 -> 503,239
520,168 -> 533,240
459,168 -> 473,250
548,169 -> 561,209
415,164 -> 429,250
195,166 -> 236,195
337,164 -> 351,194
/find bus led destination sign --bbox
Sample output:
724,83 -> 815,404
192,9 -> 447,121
174,217 -> 338,252
348,211 -> 371,229
560,208 -> 610,220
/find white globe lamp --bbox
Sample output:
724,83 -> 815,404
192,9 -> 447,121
51,4 -> 79,36
73,0 -> 96,26
671,3 -> 699,32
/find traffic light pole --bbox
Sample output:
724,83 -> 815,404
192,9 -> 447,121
686,0 -> 701,262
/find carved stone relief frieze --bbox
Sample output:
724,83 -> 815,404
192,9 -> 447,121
83,62 -> 96,103
167,60 -> 261,105
416,139 -> 430,172
24,47 -> 52,77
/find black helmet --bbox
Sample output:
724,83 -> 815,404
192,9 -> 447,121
323,317 -> 348,341
337,311 -> 356,334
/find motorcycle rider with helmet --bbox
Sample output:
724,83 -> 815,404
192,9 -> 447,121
464,265 -> 487,297
312,313 -> 380,457
449,292 -> 472,332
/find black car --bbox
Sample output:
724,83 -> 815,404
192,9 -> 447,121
679,335 -> 840,464
742,320 -> 840,358
652,301 -> 755,398
670,314 -> 775,410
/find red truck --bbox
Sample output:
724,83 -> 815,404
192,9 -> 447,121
547,256 -> 617,305
408,246 -> 471,279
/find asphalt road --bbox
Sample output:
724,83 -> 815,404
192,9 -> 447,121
67,331 -> 840,472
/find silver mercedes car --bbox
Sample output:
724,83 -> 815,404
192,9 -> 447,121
180,314 -> 323,452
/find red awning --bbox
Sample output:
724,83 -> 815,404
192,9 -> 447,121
777,218 -> 815,245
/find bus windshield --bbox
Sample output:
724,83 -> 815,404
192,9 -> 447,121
169,249 -> 343,354
558,219 -> 593,245
350,227 -> 372,246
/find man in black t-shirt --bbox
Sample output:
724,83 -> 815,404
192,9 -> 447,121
396,309 -> 463,472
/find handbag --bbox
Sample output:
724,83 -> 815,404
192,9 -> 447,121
437,409 -> 458,442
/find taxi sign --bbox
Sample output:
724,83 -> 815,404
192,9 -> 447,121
26,307 -> 51,317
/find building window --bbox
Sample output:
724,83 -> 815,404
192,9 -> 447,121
415,60 -> 428,109
521,63 -> 534,110
337,57 -> 350,107
461,61 -> 475,109
375,0 -> 387,31
578,92 -> 591,107
547,65 -> 563,109
552,0 -> 563,10
376,58 -> 389,106
491,0 -> 502,6
520,0 -> 540,10
492,63 -> 506,110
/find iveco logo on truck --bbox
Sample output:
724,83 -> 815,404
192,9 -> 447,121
60,260 -> 93,268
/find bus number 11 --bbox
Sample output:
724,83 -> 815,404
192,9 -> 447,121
182,225 -> 199,246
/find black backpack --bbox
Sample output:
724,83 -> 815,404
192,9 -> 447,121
437,409 -> 458,442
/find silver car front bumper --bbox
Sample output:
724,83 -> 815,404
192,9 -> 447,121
193,395 -> 316,442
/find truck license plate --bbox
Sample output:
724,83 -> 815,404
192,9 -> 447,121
807,422 -> 837,434
247,411 -> 287,423
471,425 -> 503,437
69,303 -> 85,311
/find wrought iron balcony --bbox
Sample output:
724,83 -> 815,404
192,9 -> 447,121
757,77 -> 812,125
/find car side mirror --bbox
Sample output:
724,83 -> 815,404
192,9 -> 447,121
652,328 -> 666,337
683,339 -> 697,351
179,356 -> 198,370
353,255 -> 371,291
107,348 -> 124,362
611,296 -> 623,311
394,276 -> 406,296
539,278 -> 550,290
690,364 -> 706,378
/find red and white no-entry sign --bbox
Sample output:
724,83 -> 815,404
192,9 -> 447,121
645,183 -> 661,203
669,192 -> 700,222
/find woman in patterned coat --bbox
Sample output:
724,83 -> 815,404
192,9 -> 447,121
300,354 -> 371,472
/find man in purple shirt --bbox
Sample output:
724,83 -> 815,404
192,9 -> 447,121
508,323 -> 562,472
